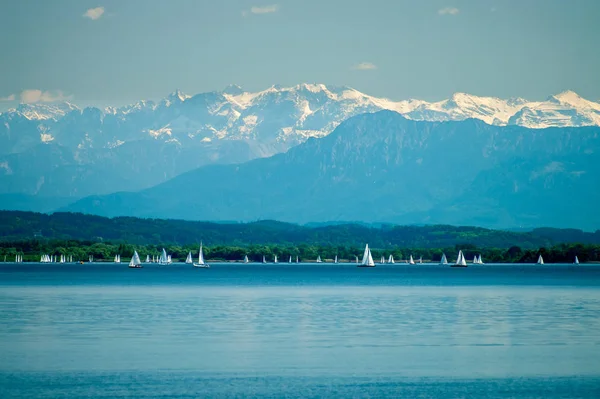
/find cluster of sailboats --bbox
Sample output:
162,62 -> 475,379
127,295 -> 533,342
39,254 -> 74,263
357,245 -> 478,267
127,244 -> 209,269
5,245 -> 583,267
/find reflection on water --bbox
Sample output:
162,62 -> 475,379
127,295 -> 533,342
1,264 -> 600,397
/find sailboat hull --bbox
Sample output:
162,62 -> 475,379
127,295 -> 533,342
193,263 -> 210,268
450,265 -> 468,268
357,265 -> 376,268
128,265 -> 143,268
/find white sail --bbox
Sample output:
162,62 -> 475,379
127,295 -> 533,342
316,256 -> 322,263
192,242 -> 209,268
359,244 -> 375,267
355,255 -> 359,264
129,250 -> 142,267
158,248 -> 167,265
380,256 -> 385,264
196,243 -> 205,265
262,255 -> 266,264
419,256 -> 423,264
409,255 -> 415,265
167,254 -> 172,263
440,253 -> 448,265
89,255 -> 93,263
274,255 -> 278,263
388,255 -> 394,264
473,255 -> 478,264
244,255 -> 249,263
289,256 -> 292,263
537,254 -> 544,265
455,250 -> 467,266
185,252 -> 193,264
334,255 -> 338,264
296,256 -> 299,263
575,256 -> 579,264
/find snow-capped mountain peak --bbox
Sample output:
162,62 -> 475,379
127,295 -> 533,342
12,101 -> 80,120
550,90 -> 600,111
3,85 -> 600,160
222,84 -> 244,96
166,89 -> 190,104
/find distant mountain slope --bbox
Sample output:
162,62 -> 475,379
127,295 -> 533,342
63,111 -> 600,230
1,85 -> 599,202
3,210 -> 600,248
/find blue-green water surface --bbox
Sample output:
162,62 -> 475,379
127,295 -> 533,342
1,263 -> 599,398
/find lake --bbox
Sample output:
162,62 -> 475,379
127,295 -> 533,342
1,263 -> 599,398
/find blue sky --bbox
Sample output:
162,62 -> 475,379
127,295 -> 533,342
0,0 -> 599,109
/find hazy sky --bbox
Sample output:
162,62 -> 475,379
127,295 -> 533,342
1,0 -> 599,109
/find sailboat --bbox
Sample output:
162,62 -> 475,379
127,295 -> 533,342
167,254 -> 172,263
380,256 -> 385,264
478,255 -> 484,264
419,256 -> 423,264
574,256 -> 579,264
316,256 -> 322,263
388,254 -> 395,264
451,250 -> 468,267
440,253 -> 448,265
244,255 -> 249,263
145,255 -> 150,263
355,255 -> 359,264
289,256 -> 292,263
262,255 -> 267,264
114,254 -> 120,263
185,252 -> 193,264
409,255 -> 415,265
537,254 -> 544,265
193,243 -> 209,268
274,255 -> 278,263
158,248 -> 170,265
334,255 -> 338,264
358,244 -> 375,267
296,256 -> 299,263
128,250 -> 143,268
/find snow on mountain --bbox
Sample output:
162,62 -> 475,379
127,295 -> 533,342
11,102 -> 80,120
406,93 -> 526,125
508,91 -> 600,128
2,84 -> 600,199
3,85 -> 600,141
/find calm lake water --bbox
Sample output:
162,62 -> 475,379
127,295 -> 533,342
1,263 -> 600,398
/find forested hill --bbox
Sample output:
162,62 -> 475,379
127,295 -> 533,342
1,211 -> 599,249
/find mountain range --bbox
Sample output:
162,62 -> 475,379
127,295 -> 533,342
1,84 -> 600,204
62,111 -> 600,230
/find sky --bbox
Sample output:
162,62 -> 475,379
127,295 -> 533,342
0,0 -> 599,109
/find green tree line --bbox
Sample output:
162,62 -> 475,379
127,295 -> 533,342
0,239 -> 598,263
1,210 -> 600,249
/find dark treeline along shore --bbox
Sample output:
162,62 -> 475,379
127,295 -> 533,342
0,211 -> 599,263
